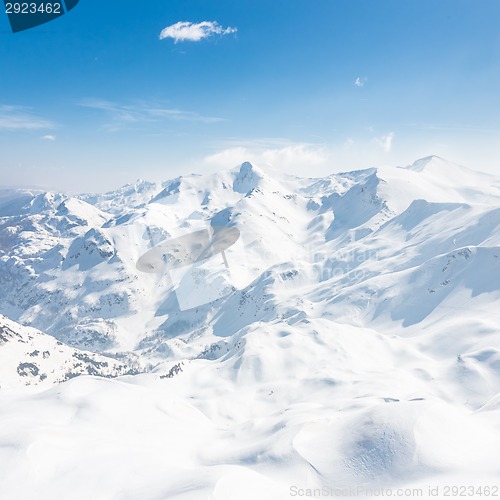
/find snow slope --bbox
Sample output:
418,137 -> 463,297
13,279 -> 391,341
1,156 -> 500,498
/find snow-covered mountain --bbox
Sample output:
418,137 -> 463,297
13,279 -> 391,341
1,156 -> 500,499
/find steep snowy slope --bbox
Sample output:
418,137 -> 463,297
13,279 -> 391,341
379,155 -> 500,211
0,315 -> 138,389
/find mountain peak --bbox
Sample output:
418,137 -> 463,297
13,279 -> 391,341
404,155 -> 449,172
232,161 -> 263,194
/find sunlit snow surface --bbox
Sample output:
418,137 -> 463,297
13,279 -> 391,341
1,156 -> 500,499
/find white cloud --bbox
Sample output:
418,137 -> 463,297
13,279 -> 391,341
203,140 -> 330,172
159,21 -> 237,43
0,105 -> 55,130
354,77 -> 367,88
78,98 -> 223,131
375,132 -> 395,152
41,135 -> 56,141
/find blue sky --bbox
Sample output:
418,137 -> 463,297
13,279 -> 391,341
1,0 -> 499,192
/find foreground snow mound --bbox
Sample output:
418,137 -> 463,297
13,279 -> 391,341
1,373 -> 499,499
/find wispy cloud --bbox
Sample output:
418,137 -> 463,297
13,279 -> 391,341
0,105 -> 55,131
354,77 -> 367,88
41,135 -> 56,141
343,137 -> 355,148
78,98 -> 224,131
159,21 -> 237,43
375,132 -> 394,152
